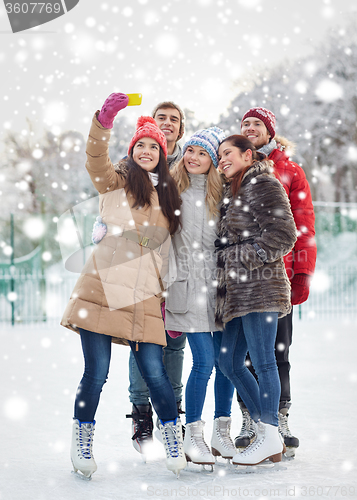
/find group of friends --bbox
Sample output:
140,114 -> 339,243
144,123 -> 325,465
61,93 -> 317,478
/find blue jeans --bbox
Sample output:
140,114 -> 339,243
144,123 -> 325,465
237,310 -> 293,410
75,329 -> 177,423
219,312 -> 280,427
129,332 -> 186,406
185,331 -> 234,424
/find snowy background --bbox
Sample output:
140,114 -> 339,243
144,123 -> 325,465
1,318 -> 357,500
1,1 -> 357,498
0,0 -> 356,136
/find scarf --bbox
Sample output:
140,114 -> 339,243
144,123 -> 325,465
167,143 -> 182,169
258,139 -> 277,157
148,172 -> 159,186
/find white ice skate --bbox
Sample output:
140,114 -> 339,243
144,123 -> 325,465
211,416 -> 236,461
184,420 -> 215,471
232,421 -> 284,466
159,417 -> 187,478
71,419 -> 97,480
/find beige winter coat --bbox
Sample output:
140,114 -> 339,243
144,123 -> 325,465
61,113 -> 171,347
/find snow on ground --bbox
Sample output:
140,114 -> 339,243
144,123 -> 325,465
1,316 -> 357,500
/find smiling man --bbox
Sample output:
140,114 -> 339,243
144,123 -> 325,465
234,106 -> 317,458
152,101 -> 185,167
126,101 -> 187,456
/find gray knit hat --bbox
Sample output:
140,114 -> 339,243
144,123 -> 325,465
182,127 -> 226,168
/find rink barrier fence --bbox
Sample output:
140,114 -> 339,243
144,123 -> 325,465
0,264 -> 356,324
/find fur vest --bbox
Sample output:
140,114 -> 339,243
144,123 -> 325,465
215,160 -> 297,329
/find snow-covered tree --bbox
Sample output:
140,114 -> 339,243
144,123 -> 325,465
217,21 -> 357,204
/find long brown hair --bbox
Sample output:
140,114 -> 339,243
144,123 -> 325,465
125,148 -> 181,235
220,135 -> 266,197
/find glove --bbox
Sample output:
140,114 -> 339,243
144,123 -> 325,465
291,273 -> 311,305
91,216 -> 107,244
97,93 -> 129,129
161,302 -> 183,339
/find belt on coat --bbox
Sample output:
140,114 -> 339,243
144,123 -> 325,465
106,223 -> 159,250
106,223 -> 165,292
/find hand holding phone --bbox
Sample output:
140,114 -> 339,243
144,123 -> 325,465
126,94 -> 142,106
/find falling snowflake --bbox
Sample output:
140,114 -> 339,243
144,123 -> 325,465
315,80 -> 343,103
4,397 -> 28,420
23,218 -> 45,239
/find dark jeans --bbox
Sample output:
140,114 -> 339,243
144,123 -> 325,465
128,332 -> 186,406
237,310 -> 293,411
74,329 -> 178,423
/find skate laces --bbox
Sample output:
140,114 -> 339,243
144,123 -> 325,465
126,407 -> 153,441
79,423 -> 95,459
190,422 -> 211,454
238,411 -> 255,438
278,413 -> 292,438
216,419 -> 234,449
239,422 -> 263,456
161,420 -> 183,458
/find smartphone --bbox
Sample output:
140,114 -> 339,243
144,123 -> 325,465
127,93 -> 142,106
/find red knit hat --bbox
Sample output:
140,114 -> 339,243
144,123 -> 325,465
128,116 -> 168,158
241,107 -> 276,139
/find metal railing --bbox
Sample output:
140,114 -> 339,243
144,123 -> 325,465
298,265 -> 357,319
0,268 -> 77,325
1,203 -> 357,324
1,264 -> 357,325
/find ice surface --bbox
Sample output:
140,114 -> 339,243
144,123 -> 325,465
1,317 -> 357,499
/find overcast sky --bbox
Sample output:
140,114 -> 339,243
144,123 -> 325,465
0,0 -> 356,140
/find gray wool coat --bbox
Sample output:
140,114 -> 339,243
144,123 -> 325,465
165,173 -> 218,333
215,161 -> 297,329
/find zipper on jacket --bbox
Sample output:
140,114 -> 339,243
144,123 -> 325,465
136,341 -> 139,352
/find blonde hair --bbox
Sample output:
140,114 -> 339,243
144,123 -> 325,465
171,157 -> 223,218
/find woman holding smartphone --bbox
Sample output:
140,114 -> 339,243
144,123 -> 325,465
61,93 -> 186,478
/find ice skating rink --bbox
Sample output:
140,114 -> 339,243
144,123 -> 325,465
1,317 -> 356,500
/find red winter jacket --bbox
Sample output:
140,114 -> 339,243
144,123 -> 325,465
269,137 -> 317,283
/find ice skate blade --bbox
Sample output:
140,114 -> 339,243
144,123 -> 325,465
234,462 -> 287,474
283,447 -> 296,459
71,470 -> 93,481
185,457 -> 214,472
133,438 -> 156,461
154,428 -> 163,443
211,447 -> 234,460
214,456 -> 232,466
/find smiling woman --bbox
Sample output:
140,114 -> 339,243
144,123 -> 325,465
132,137 -> 160,172
167,127 -> 237,466
60,93 -> 186,479
215,134 -> 297,467
184,145 -> 212,175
